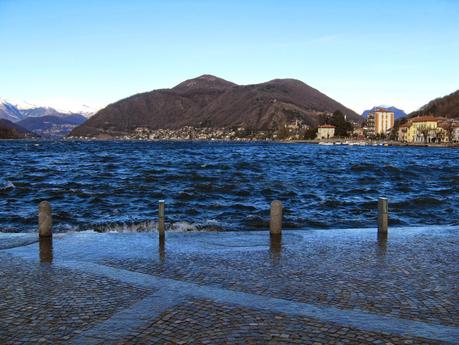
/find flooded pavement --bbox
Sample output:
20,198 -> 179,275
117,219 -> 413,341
1,226 -> 458,344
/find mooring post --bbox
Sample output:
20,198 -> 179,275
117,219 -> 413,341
270,200 -> 283,237
158,200 -> 165,238
38,201 -> 52,237
378,197 -> 388,234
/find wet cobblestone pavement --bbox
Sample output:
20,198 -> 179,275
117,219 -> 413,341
0,253 -> 153,344
102,229 -> 459,327
1,227 -> 458,344
117,299 -> 440,345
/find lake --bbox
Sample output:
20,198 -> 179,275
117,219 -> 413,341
0,140 -> 457,233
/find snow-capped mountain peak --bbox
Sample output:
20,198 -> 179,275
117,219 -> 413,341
1,98 -> 98,119
0,99 -> 25,122
1,97 -> 98,123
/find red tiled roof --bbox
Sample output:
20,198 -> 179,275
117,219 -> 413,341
399,123 -> 411,128
411,115 -> 441,123
318,124 -> 336,128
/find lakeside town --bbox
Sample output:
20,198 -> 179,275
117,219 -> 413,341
316,108 -> 459,145
93,108 -> 459,146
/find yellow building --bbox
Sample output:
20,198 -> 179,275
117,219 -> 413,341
409,116 -> 440,143
398,116 -> 446,143
317,124 -> 335,139
398,123 -> 411,142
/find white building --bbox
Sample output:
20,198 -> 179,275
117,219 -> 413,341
317,124 -> 335,139
453,124 -> 459,142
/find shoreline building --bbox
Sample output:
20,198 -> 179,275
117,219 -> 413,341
397,115 -> 459,143
453,123 -> 459,142
398,122 -> 411,142
409,116 -> 440,143
366,108 -> 395,137
317,124 -> 335,139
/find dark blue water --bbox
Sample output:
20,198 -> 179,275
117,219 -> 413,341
0,140 -> 457,233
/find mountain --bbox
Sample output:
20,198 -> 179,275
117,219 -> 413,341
13,100 -> 96,118
0,100 -> 25,122
17,114 -> 87,138
20,106 -> 63,118
362,106 -> 406,119
409,90 -> 459,119
0,119 -> 38,139
70,75 -> 361,138
0,99 -> 89,137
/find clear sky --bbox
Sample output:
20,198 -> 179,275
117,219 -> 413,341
1,0 -> 458,114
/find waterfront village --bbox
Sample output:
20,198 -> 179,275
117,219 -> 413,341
109,108 -> 459,145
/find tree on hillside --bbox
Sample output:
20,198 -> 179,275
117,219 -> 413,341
303,127 -> 317,140
0,127 -> 20,139
276,125 -> 290,140
329,110 -> 353,137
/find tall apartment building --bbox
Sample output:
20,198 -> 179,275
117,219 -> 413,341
366,108 -> 395,137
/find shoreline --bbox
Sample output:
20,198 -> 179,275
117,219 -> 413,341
2,137 -> 459,148
2,224 -> 457,237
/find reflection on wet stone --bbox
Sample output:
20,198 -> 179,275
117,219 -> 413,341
158,236 -> 166,263
377,232 -> 388,255
269,234 -> 282,263
3,228 -> 458,343
0,252 -> 152,344
39,237 -> 53,263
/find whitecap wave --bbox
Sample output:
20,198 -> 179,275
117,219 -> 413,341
0,181 -> 15,191
87,220 -> 225,233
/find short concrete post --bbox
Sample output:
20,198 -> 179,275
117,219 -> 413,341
158,200 -> 165,238
378,197 -> 388,234
270,200 -> 283,236
38,201 -> 52,237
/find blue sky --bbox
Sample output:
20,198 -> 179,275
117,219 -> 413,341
0,0 -> 458,114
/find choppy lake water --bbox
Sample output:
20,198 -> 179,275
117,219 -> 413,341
0,140 -> 457,233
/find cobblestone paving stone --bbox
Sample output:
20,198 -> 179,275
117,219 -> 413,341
103,232 -> 459,327
0,253 -> 153,345
117,299 -> 441,345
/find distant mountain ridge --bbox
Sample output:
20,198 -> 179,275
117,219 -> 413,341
362,106 -> 406,119
0,119 -> 38,139
18,114 -> 87,138
20,106 -> 64,118
0,99 -> 92,122
409,90 -> 459,119
0,100 -> 89,137
70,75 -> 361,138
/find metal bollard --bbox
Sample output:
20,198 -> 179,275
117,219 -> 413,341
38,201 -> 52,237
270,200 -> 283,236
158,200 -> 165,238
378,197 -> 388,234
